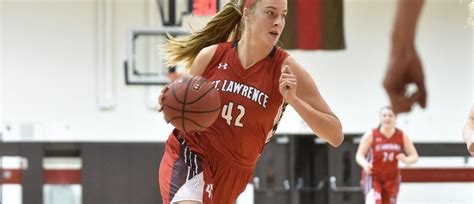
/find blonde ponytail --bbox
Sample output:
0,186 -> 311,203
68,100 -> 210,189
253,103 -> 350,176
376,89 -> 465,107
162,0 -> 248,69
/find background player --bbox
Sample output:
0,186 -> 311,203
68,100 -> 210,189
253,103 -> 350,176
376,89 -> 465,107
356,106 -> 419,204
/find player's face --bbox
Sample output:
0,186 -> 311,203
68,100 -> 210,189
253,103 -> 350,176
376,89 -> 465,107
380,108 -> 396,127
248,0 -> 287,46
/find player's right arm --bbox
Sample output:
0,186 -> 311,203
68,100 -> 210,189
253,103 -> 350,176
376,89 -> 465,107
356,130 -> 374,174
463,104 -> 474,156
188,45 -> 218,76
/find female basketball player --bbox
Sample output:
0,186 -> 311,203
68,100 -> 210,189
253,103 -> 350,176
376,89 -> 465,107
158,0 -> 344,203
356,106 -> 419,204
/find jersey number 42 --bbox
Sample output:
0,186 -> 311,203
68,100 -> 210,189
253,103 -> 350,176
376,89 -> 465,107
221,102 -> 246,127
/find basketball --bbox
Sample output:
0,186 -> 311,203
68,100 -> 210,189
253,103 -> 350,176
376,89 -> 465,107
161,75 -> 221,133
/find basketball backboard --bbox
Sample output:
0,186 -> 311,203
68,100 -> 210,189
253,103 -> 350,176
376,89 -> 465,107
124,0 -> 219,85
124,27 -> 189,85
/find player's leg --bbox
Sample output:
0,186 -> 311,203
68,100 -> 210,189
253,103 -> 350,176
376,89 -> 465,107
381,175 -> 401,204
362,173 -> 382,204
159,130 -> 208,204
204,149 -> 253,204
171,172 -> 206,204
208,172 -> 251,203
159,131 -> 187,203
367,178 -> 383,204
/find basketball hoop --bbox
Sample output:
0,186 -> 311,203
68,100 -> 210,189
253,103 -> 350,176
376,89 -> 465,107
123,0 -> 219,85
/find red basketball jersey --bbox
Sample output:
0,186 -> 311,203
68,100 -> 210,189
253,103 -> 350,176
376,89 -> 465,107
199,41 -> 289,168
369,128 -> 404,180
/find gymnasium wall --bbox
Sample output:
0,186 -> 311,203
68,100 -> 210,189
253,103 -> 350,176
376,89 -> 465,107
1,0 -> 473,143
281,0 -> 473,142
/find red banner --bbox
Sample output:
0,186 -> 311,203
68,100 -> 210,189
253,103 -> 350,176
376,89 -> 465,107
193,0 -> 217,16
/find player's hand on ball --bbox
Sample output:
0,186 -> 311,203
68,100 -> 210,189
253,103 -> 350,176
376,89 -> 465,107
158,85 -> 169,113
160,75 -> 220,133
279,65 -> 297,103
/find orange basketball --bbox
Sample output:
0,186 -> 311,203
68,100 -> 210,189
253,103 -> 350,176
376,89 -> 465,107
161,75 -> 221,133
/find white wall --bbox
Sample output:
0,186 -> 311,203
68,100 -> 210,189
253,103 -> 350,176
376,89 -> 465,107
1,0 -> 173,142
281,0 -> 473,142
0,0 -> 4,136
1,0 -> 473,142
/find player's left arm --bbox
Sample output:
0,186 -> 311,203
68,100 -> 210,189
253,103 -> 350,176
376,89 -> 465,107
280,56 -> 343,147
398,133 -> 419,164
463,104 -> 474,156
